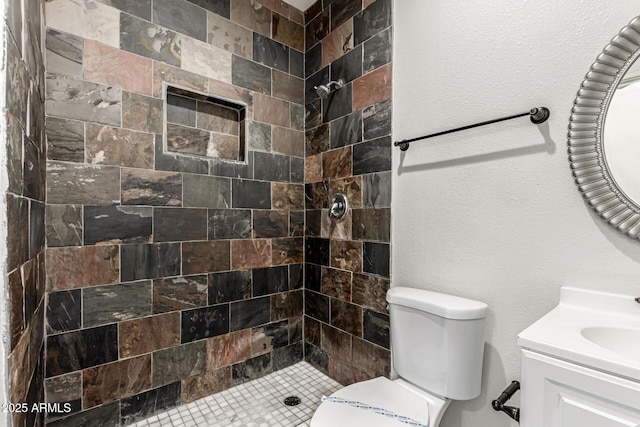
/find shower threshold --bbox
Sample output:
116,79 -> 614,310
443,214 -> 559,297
131,362 -> 342,427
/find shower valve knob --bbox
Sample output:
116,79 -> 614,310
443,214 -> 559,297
329,193 -> 348,220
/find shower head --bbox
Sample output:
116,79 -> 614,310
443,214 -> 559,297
314,80 -> 344,99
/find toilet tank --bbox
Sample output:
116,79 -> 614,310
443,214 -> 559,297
387,287 -> 488,401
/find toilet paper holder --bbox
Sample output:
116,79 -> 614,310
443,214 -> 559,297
492,380 -> 520,423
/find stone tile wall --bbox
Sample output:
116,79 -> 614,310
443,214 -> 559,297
303,0 -> 393,385
43,0 -> 305,424
4,0 -> 47,425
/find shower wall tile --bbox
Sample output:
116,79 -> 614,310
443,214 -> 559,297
306,123 -> 330,156
83,40 -> 153,95
352,62 -> 391,111
46,245 -> 120,292
183,174 -> 231,208
271,289 -> 303,321
182,240 -> 231,275
363,241 -> 390,277
322,146 -> 352,180
82,281 -> 153,327
180,37 -> 232,82
251,319 -> 289,356
272,182 -> 304,210
45,117 -> 84,162
45,371 -> 82,404
253,34 -> 289,73
45,0 -> 120,48
330,110 -> 362,148
121,14 -> 181,67
320,323 -> 351,361
45,324 -> 118,377
252,266 -> 288,296
181,304 -> 230,343
254,152 -> 291,182
330,240 -> 362,272
305,98 -> 322,130
208,270 -> 252,304
47,401 -> 120,427
322,19 -> 353,67
271,237 -> 304,265
153,276 -> 208,313
331,0 -> 360,30
231,239 -> 272,270
119,312 -> 181,357
352,208 -> 390,242
153,0 -> 207,42
121,169 -> 182,206
323,84 -> 352,122
305,290 -> 329,323
208,209 -> 252,239
6,116 -> 23,195
353,0 -> 391,45
122,91 -> 164,134
45,29 -> 83,81
230,0 -> 271,37
321,267 -> 351,301
96,0 -> 151,20
272,13 -> 304,52
273,126 -> 304,157
291,102 -> 305,129
306,7 -> 330,50
82,354 -> 152,408
181,365 -> 232,403
47,162 -> 120,205
6,36 -> 28,127
363,309 -> 390,349
152,340 -> 207,387
247,120 -> 271,151
254,93 -> 290,127
189,0 -> 230,17
208,329 -> 252,369
46,74 -> 121,126
232,179 -> 271,209
120,382 -> 181,425
330,299 -> 362,336
153,208 -> 208,242
230,296 -> 271,331
273,71 -> 304,104
351,336 -> 389,378
121,243 -> 181,281
352,273 -> 389,313
46,289 -> 81,334
363,99 -> 391,140
207,15 -> 249,58
329,176 -> 362,208
352,136 -> 392,175
253,210 -> 288,238
363,27 -> 391,73
231,353 -> 272,385
83,205 -> 152,245
153,64 -> 207,100
331,44 -> 362,85
231,55 -> 271,94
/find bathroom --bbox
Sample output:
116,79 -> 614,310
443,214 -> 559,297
2,0 -> 640,426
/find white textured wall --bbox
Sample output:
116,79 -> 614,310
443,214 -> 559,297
392,2 -> 640,426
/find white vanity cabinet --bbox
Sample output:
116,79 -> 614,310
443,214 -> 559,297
520,350 -> 640,427
517,287 -> 640,427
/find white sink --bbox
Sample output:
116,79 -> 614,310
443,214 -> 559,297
581,326 -> 640,360
518,287 -> 640,381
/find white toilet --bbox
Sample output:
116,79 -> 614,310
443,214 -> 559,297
310,286 -> 489,427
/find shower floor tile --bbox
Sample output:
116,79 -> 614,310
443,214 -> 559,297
131,362 -> 342,427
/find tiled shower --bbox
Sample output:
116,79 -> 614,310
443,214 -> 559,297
2,0 -> 392,424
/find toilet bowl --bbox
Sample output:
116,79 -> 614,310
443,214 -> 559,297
310,287 -> 488,427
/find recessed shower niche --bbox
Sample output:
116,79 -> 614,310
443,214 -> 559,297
164,85 -> 247,162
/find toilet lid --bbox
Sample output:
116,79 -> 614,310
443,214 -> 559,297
310,377 -> 430,427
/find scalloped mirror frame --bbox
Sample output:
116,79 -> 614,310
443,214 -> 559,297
568,16 -> 640,239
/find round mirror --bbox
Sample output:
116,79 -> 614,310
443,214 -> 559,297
568,16 -> 640,239
603,57 -> 640,204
